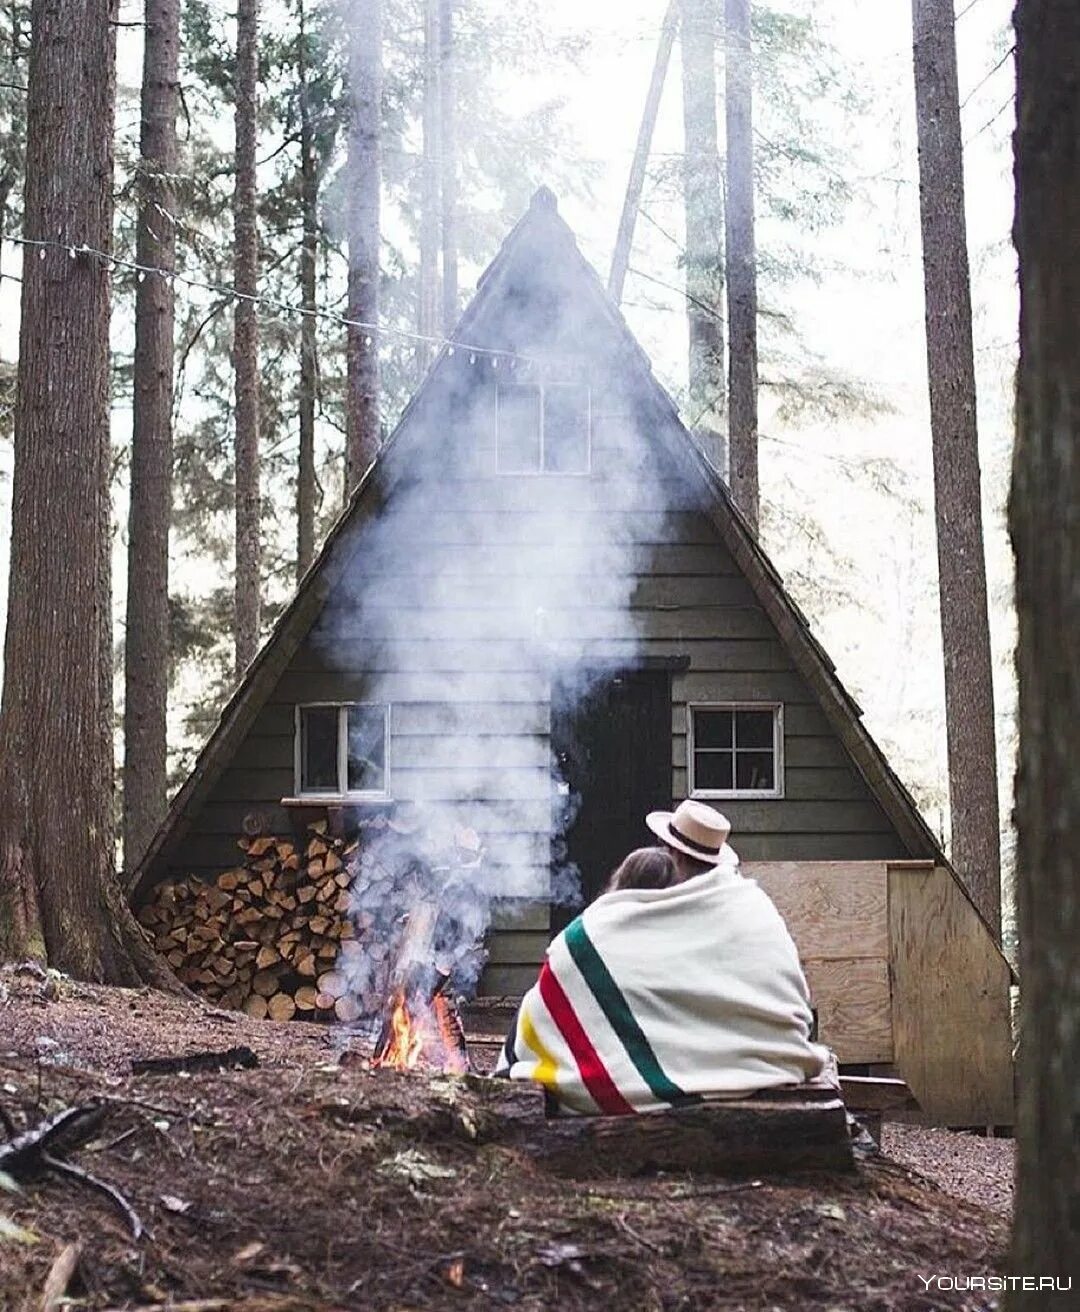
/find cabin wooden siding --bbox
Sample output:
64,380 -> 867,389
161,378 -> 909,996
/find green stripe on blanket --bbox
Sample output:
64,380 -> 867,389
564,917 -> 699,1107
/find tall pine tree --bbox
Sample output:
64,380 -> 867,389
680,0 -> 725,467
345,0 -> 382,493
0,0 -> 173,984
123,0 -> 181,871
911,0 -> 1001,934
724,0 -> 758,532
233,0 -> 262,677
1009,0 -> 1080,1291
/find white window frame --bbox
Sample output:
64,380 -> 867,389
293,701 -> 392,801
494,380 -> 593,476
687,702 -> 784,800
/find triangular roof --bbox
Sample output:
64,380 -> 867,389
132,187 -> 950,907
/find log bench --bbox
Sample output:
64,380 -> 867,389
462,1070 -> 855,1177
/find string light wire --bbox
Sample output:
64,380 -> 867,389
0,232 -> 569,372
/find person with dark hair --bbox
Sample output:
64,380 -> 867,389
498,799 -> 825,1113
604,846 -> 678,893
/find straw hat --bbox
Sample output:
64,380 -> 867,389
646,799 -> 738,868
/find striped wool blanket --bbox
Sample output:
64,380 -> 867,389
496,865 -> 827,1114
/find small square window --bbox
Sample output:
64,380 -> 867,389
299,706 -> 338,793
496,382 -> 590,474
495,383 -> 541,473
296,703 -> 390,798
346,704 -> 387,793
689,704 -> 782,798
543,384 -> 590,473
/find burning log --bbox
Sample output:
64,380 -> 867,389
370,874 -> 471,1074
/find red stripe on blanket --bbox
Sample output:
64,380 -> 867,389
538,961 -> 636,1116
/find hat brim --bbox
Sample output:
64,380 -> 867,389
646,810 -> 739,868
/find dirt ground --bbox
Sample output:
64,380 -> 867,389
0,965 -> 1010,1311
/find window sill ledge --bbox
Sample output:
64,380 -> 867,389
280,796 -> 394,808
689,790 -> 785,802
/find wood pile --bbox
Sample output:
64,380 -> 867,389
137,818 -> 417,1023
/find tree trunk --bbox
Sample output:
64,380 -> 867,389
609,0 -> 678,307
680,0 -> 725,468
296,0 -> 317,580
0,0 -> 177,989
1009,0 -> 1080,1295
345,0 -> 381,496
418,0 -> 440,368
123,0 -> 180,875
911,0 -> 1001,935
439,0 -> 458,334
233,0 -> 261,679
724,0 -> 758,534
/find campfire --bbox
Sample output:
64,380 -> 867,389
373,992 -> 425,1070
137,814 -> 486,1074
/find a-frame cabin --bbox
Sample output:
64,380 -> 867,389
133,188 -> 1013,1125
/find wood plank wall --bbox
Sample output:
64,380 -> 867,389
163,385 -> 910,999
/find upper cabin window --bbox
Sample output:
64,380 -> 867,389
688,704 -> 783,799
296,702 -> 389,798
495,382 -> 591,474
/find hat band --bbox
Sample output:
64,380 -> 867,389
668,821 -> 721,857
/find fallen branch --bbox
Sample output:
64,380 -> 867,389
0,1104 -> 104,1179
40,1241 -> 81,1312
131,1046 -> 258,1077
42,1152 -> 144,1240
99,1302 -> 311,1312
100,1304 -> 230,1312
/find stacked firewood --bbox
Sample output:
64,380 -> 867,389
137,818 -> 419,1022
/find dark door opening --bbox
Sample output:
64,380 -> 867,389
550,666 -> 673,934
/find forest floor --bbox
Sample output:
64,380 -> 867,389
0,963 -> 1010,1312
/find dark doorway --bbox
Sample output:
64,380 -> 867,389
550,666 -> 674,934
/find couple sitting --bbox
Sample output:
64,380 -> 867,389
496,799 -> 827,1114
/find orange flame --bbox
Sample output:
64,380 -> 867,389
374,993 -> 424,1071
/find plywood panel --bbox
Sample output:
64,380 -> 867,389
802,957 -> 893,1064
745,862 -> 889,960
888,863 -> 1014,1124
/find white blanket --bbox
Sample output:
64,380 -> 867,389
496,865 -> 828,1114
